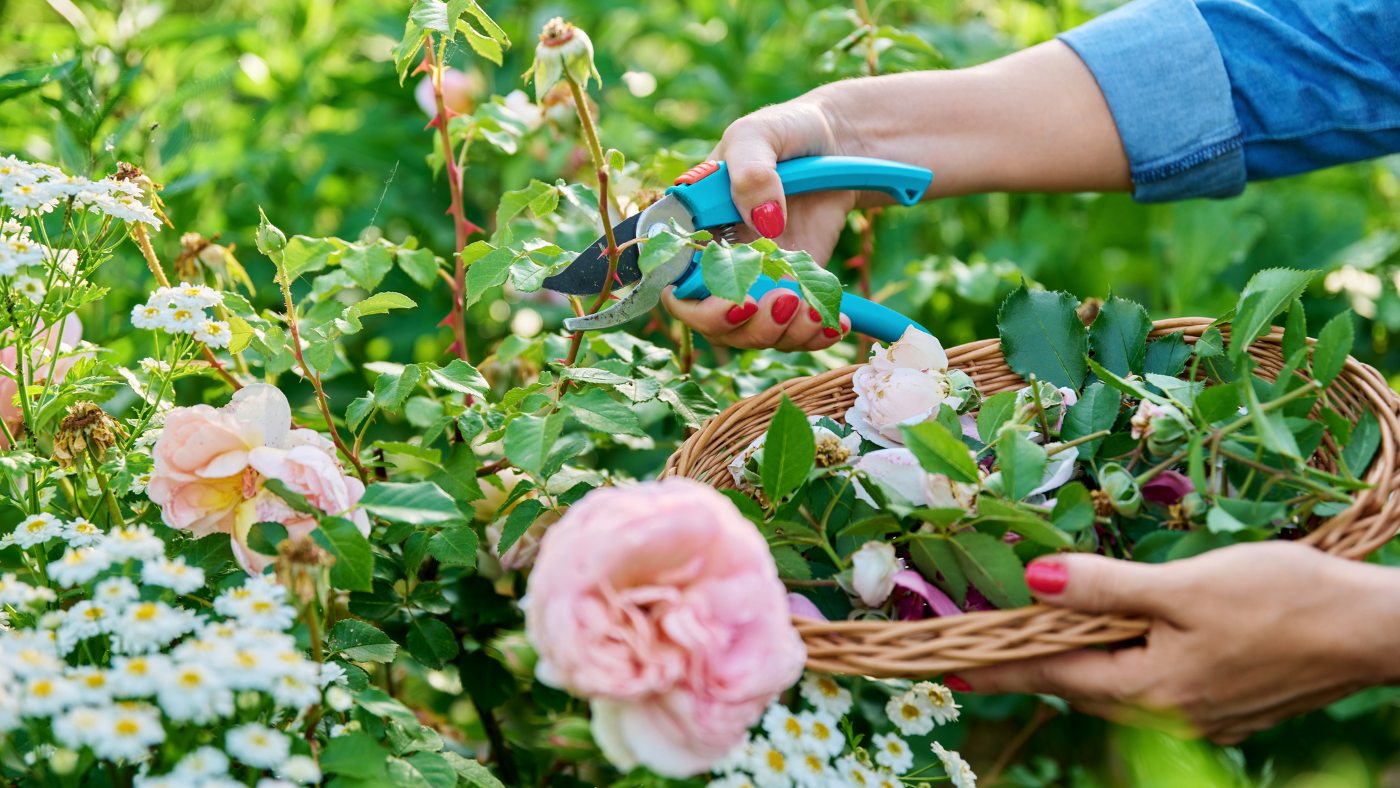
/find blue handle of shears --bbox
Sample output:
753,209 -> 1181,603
666,156 -> 934,343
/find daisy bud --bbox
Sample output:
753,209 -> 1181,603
545,716 -> 599,761
326,685 -> 354,712
524,18 -> 600,103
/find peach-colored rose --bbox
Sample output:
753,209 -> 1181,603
0,314 -> 86,447
524,478 -> 805,777
846,327 -> 960,448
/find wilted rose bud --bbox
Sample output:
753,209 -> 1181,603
1097,463 -> 1142,518
525,18 -> 599,102
275,536 -> 335,604
256,208 -> 286,255
546,716 -> 599,761
947,369 -> 982,413
53,402 -> 124,469
1140,468 -> 1194,506
486,630 -> 538,680
1145,405 -> 1190,457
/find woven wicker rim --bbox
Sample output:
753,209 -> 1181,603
662,318 -> 1400,677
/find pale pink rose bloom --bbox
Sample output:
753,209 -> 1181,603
0,314 -> 86,447
787,593 -> 827,621
846,327 -> 959,448
247,445 -> 368,530
231,488 -> 319,575
852,448 -> 978,510
485,509 -> 562,571
850,541 -> 900,607
414,68 -> 482,117
525,478 -> 805,777
146,404 -> 265,536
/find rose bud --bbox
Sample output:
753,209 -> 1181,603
524,17 -> 600,103
1098,463 -> 1142,518
486,630 -> 538,680
848,541 -> 900,607
546,716 -> 600,761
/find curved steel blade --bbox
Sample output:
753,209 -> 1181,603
541,213 -> 641,296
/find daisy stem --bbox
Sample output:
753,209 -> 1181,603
131,223 -> 170,288
86,445 -> 124,528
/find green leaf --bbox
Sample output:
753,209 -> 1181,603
1244,382 -> 1300,460
995,429 -> 1048,501
329,620 -> 399,663
1195,326 -> 1226,359
359,482 -> 463,525
997,282 -> 1089,390
638,231 -> 690,276
1312,311 -> 1355,389
246,521 -> 288,556
306,335 -> 336,374
616,376 -> 661,403
770,545 -> 813,580
1228,268 -> 1316,358
0,60 -> 75,103
976,391 -> 1018,444
1059,382 -> 1119,459
1283,300 -> 1307,363
426,359 -> 489,398
496,499 -> 545,555
1216,499 -> 1285,528
762,395 -> 816,503
336,292 -> 418,334
1343,410 -> 1380,477
492,180 -> 554,245
562,388 -> 644,436
347,396 -> 376,431
405,617 -> 460,670
458,18 -> 503,65
355,687 -> 420,726
321,733 -> 390,780
1146,374 -> 1204,408
464,246 -> 516,307
1050,482 -> 1096,532
1088,293 -> 1151,376
503,412 -> 564,475
282,236 -> 340,280
978,496 -> 1072,547
429,526 -> 479,568
1194,382 -> 1240,424
427,444 -> 484,503
779,250 -> 844,329
311,517 -> 375,593
397,247 -> 440,289
899,421 -> 980,484
1143,332 -> 1192,377
559,367 -> 631,386
606,148 -> 626,172
374,365 -> 422,412
463,1 -> 509,46
1206,506 -> 1248,534
699,243 -> 763,305
443,753 -> 506,788
342,243 -> 394,291
950,532 -> 1030,608
1320,407 -> 1353,447
658,382 -> 720,429
908,536 -> 967,605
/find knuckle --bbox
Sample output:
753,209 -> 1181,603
728,161 -> 776,195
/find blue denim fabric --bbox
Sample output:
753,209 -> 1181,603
1058,0 -> 1400,202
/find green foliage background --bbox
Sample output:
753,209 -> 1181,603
2,0 -> 1399,784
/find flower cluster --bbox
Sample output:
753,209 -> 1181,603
711,673 -> 976,788
131,283 -> 232,348
0,156 -> 160,226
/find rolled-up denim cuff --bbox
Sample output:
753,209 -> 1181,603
1058,0 -> 1247,201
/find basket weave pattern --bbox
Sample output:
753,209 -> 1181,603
662,318 -> 1400,677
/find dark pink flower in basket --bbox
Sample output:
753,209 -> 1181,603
1141,469 -> 1195,506
891,570 -> 963,620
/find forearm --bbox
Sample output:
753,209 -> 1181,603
812,40 -> 1131,201
1335,559 -> 1400,687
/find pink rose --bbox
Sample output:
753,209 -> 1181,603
146,405 -> 264,536
524,478 -> 805,777
0,314 -> 86,447
414,68 -> 482,117
846,328 -> 958,448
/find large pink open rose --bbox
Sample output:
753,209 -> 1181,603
147,384 -> 367,573
524,478 -> 805,776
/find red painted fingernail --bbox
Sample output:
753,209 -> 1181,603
743,302 -> 759,319
808,307 -> 821,322
823,327 -> 839,339
726,304 -> 751,324
1025,561 -> 1068,595
771,294 -> 799,324
840,317 -> 850,334
944,675 -> 972,693
752,200 -> 784,239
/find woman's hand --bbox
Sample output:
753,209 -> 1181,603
957,542 -> 1400,744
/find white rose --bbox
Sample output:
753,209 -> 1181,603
846,328 -> 961,447
850,541 -> 900,607
852,448 -> 979,510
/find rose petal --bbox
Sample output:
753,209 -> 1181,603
892,570 -> 962,618
787,593 -> 826,621
1142,469 -> 1194,506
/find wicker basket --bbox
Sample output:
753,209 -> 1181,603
662,318 -> 1400,677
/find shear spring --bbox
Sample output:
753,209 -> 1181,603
716,223 -> 741,245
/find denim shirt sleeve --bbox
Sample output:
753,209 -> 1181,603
1058,0 -> 1400,202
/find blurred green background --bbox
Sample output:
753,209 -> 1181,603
3,0 -> 1399,784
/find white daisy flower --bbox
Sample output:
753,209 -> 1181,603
108,654 -> 171,697
216,587 -> 297,631
799,671 -> 853,717
112,600 -> 198,654
21,674 -> 79,717
172,746 -> 231,782
172,282 -> 223,309
932,742 -> 977,788
93,576 -> 139,606
885,689 -> 936,737
131,302 -> 169,330
326,685 -> 353,712
67,665 -> 114,705
12,513 -> 62,549
0,572 -> 41,606
797,710 -> 843,758
913,681 -> 961,726
789,750 -> 832,788
157,661 -> 233,723
14,274 -> 46,304
7,636 -> 63,678
52,705 -> 109,749
137,357 -> 171,374
709,774 -> 759,788
49,546 -> 114,588
141,556 -> 205,594
749,736 -> 795,788
278,754 -> 322,784
162,304 -> 203,334
56,599 -> 116,654
220,646 -> 281,692
104,524 -> 165,563
62,518 -> 104,547
194,318 -> 231,348
128,471 -> 153,495
762,703 -> 805,754
836,756 -> 879,788
93,193 -> 160,228
873,732 -> 913,774
872,769 -> 901,788
268,670 -> 320,710
318,660 -> 347,688
89,702 -> 165,761
226,722 -> 290,768
5,238 -> 45,266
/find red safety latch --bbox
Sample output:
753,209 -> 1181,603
674,160 -> 720,186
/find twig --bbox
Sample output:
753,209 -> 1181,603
984,701 -> 1059,785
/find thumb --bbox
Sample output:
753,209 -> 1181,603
723,150 -> 786,241
1025,553 -> 1181,620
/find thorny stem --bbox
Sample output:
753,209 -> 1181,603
1207,378 -> 1322,495
423,37 -> 475,364
1133,448 -> 1188,485
679,322 -> 694,376
476,457 -> 511,477
558,69 -> 621,395
277,265 -> 369,483
1046,429 -> 1110,457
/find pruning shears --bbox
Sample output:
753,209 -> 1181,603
541,156 -> 935,343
